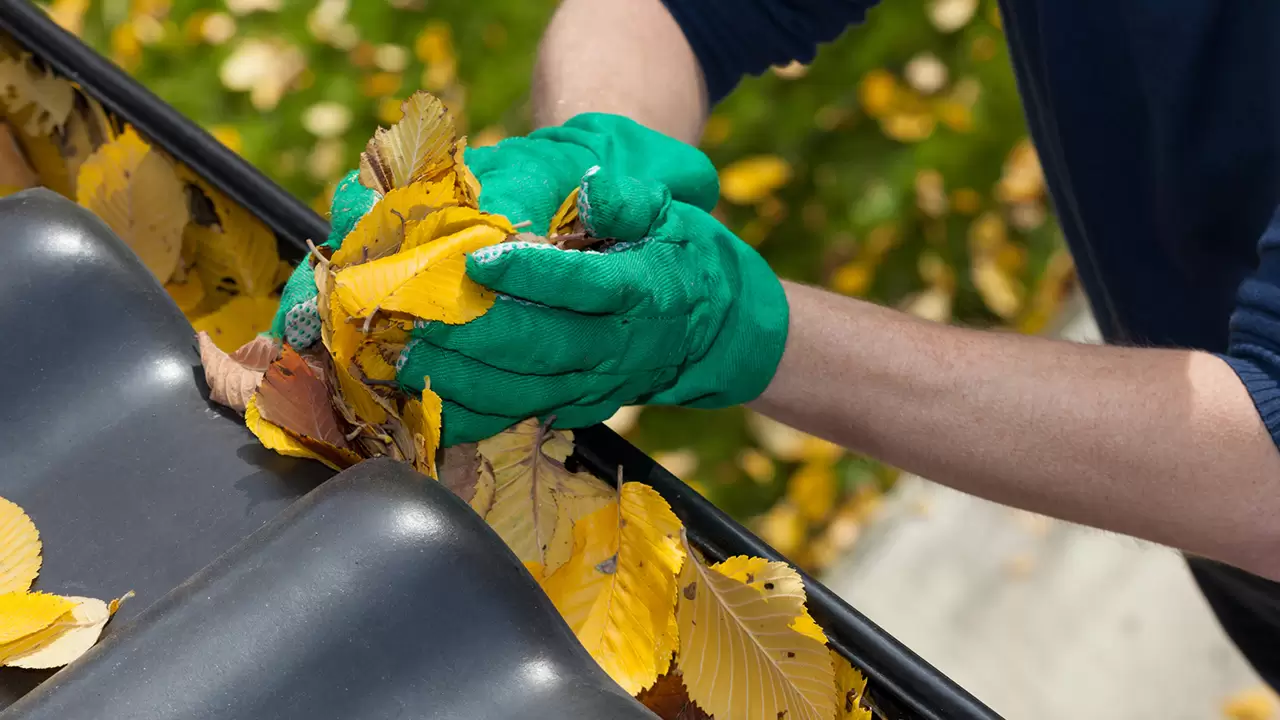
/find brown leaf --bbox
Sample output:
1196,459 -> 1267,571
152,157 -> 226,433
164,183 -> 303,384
197,331 -> 273,414
438,443 -> 480,502
230,333 -> 283,372
637,673 -> 712,720
256,346 -> 351,450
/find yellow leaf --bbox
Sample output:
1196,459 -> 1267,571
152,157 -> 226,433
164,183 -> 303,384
3,594 -> 126,669
0,54 -> 73,136
676,543 -> 836,720
332,223 -> 503,324
548,188 -> 579,236
358,91 -> 457,194
787,460 -> 837,524
712,555 -> 829,644
522,561 -> 544,582
790,609 -> 829,645
400,206 -> 513,253
331,182 -> 464,267
401,384 -> 442,479
478,419 -> 615,573
0,497 -> 42,595
354,340 -> 399,382
191,294 -> 280,353
541,483 -> 685,694
0,122 -> 37,190
245,393 -> 350,471
165,273 -> 206,314
332,359 -> 389,427
833,651 -> 874,720
471,456 -> 497,516
191,184 -> 280,297
654,602 -> 679,677
76,127 -> 189,281
58,89 -> 116,196
0,592 -> 73,646
719,155 -> 792,205
971,254 -> 1024,319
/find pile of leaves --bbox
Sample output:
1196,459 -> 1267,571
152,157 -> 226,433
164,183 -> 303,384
0,496 -> 130,669
0,39 -> 287,352
196,90 -> 878,720
37,0 -> 1079,573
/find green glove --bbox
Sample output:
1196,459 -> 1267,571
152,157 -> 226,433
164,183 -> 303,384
270,113 -> 720,348
400,168 -> 791,446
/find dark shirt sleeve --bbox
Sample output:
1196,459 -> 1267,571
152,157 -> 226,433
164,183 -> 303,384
1220,205 -> 1280,442
660,0 -> 877,103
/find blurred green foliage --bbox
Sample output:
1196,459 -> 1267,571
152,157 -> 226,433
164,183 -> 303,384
51,0 -> 1073,570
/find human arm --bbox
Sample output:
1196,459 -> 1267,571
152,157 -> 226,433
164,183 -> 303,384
751,281 -> 1280,581
529,0 -> 878,140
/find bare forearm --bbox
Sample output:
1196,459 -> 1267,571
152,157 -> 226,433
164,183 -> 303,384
531,0 -> 708,142
752,281 -> 1280,578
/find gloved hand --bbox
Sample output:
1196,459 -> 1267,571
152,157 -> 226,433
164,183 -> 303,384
400,168 -> 791,446
270,113 -> 720,349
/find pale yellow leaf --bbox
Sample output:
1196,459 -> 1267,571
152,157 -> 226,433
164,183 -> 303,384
76,127 -> 189,281
0,591 -> 73,646
0,497 -> 41,595
833,651 -> 874,720
0,122 -> 37,189
401,383 -> 443,479
192,294 -> 280,353
358,91 -> 456,194
471,455 -> 496,516
4,594 -> 124,669
0,54 -> 73,136
676,543 -> 837,720
787,460 -> 837,524
478,419 -> 614,573
719,155 -> 792,205
541,483 -> 685,694
331,182 -> 463,267
332,223 -> 504,324
191,185 -> 280,298
58,89 -> 115,196
714,555 -> 829,644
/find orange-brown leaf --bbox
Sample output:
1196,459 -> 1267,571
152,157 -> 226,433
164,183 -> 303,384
256,346 -> 350,450
637,673 -> 712,720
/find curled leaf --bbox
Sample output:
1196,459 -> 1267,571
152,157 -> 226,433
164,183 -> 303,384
4,594 -> 128,669
198,331 -> 275,414
191,294 -> 281,353
256,346 -> 350,451
245,394 -> 359,471
331,182 -> 465,267
833,650 -> 874,720
401,383 -> 443,479
0,54 -> 74,136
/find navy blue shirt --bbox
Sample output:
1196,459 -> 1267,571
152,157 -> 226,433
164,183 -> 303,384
661,0 -> 1280,689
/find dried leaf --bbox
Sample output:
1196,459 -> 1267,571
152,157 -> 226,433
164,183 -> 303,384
244,393 -> 359,471
401,383 -> 443,479
231,333 -> 284,371
719,155 -> 792,205
833,651 -> 874,720
478,419 -> 614,573
76,127 -> 189,281
198,331 -> 271,414
0,54 -> 73,136
332,223 -> 504,324
637,673 -> 713,720
0,122 -> 37,189
332,359 -> 389,427
548,188 -> 580,237
191,184 -> 280,297
676,541 -> 836,720
256,346 -> 350,450
331,182 -> 467,267
0,592 -> 73,646
4,594 -> 127,669
541,483 -> 685,694
0,497 -> 41,595
358,91 -> 456,194
191,294 -> 280,353
438,443 -> 481,502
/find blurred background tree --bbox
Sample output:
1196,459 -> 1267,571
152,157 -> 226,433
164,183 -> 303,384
43,0 -> 1075,571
